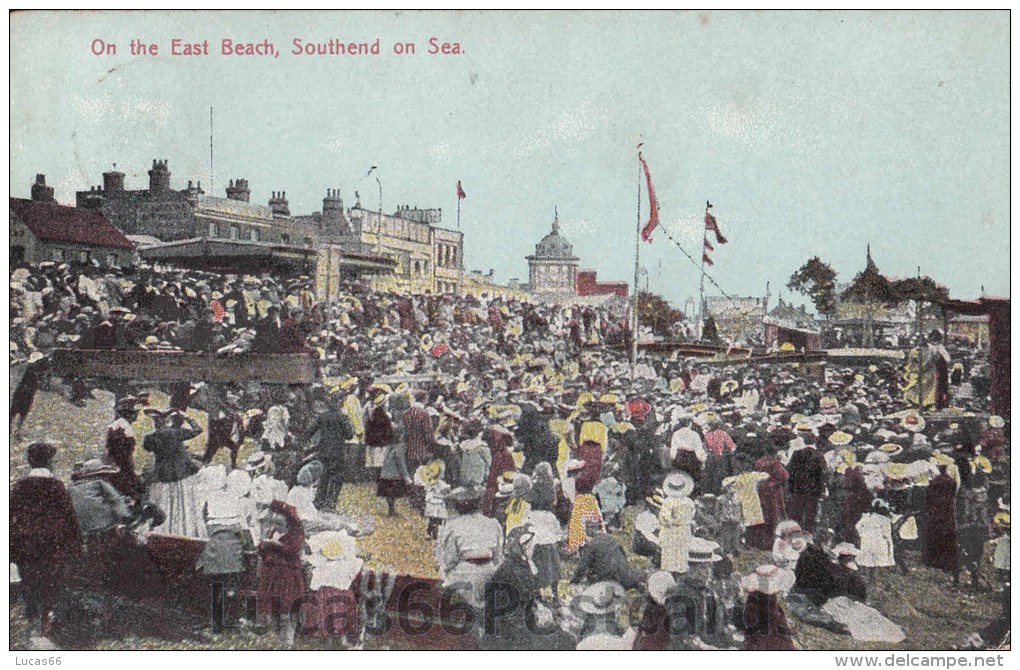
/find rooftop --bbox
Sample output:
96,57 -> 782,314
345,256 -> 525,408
10,197 -> 134,250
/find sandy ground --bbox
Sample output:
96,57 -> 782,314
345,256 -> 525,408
8,388 -> 1006,650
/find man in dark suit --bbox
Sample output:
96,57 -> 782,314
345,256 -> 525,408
787,438 -> 828,533
571,520 -> 642,589
10,443 -> 83,646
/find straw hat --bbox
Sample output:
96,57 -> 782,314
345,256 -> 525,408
687,537 -> 724,563
900,412 -> 926,433
243,451 -> 272,473
740,564 -> 795,595
307,531 -> 357,565
879,443 -> 903,457
71,458 -> 120,481
829,431 -> 853,447
662,472 -> 694,499
576,581 -> 626,615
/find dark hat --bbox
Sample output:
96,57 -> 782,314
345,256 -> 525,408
72,459 -> 120,480
27,442 -> 57,468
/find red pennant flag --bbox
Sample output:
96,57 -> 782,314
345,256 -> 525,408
704,239 -> 715,252
638,153 -> 659,243
456,181 -> 467,200
702,252 -> 714,266
705,210 -> 727,245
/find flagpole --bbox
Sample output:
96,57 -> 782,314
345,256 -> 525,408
631,154 -> 642,372
698,219 -> 707,339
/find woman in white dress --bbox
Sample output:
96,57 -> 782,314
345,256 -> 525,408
658,472 -> 696,575
142,409 -> 207,539
855,498 -> 896,579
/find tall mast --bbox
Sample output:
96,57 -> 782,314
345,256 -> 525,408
698,219 -> 707,338
631,152 -> 642,371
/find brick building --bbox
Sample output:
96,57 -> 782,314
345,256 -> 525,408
75,159 -> 462,295
10,175 -> 135,267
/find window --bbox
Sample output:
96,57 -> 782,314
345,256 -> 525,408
208,221 -> 218,237
450,248 -> 457,266
250,228 -> 259,242
107,253 -> 117,267
414,260 -> 421,275
51,249 -> 64,262
79,251 -> 90,264
230,225 -> 240,240
281,233 -> 290,244
304,236 -> 313,247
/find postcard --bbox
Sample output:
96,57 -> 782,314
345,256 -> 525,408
8,9 -> 1010,656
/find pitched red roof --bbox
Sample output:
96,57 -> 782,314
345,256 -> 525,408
10,198 -> 134,250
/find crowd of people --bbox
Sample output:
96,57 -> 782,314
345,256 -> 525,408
9,261 -> 1011,651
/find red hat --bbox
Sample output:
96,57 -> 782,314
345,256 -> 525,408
625,398 -> 652,422
269,500 -> 301,526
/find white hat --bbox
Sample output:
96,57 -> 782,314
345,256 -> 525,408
740,564 -> 796,595
647,571 -> 676,605
662,472 -> 694,498
687,537 -> 724,563
576,581 -> 626,615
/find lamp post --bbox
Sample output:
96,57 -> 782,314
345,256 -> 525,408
366,166 -> 383,254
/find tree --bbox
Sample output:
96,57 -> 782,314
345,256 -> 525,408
787,257 -> 838,318
637,291 -> 685,338
891,276 -> 950,305
842,248 -> 898,304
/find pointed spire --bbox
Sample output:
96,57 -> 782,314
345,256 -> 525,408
552,206 -> 559,232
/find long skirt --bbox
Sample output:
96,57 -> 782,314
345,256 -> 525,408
148,475 -> 208,539
565,494 -> 604,553
258,563 -> 306,618
377,478 -> 407,499
303,585 -> 362,639
197,526 -> 252,576
532,544 -> 561,589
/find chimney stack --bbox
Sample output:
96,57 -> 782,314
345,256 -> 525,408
31,174 -> 55,203
148,159 -> 171,192
226,178 -> 250,202
103,165 -> 125,192
269,190 -> 290,216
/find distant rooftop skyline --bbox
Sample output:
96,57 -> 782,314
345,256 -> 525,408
10,10 -> 1009,308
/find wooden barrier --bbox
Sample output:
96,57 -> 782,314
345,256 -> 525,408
50,348 -> 317,385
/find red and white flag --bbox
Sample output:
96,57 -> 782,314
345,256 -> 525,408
702,252 -> 714,266
456,181 -> 467,200
705,207 -> 727,245
704,239 -> 715,252
638,152 -> 660,243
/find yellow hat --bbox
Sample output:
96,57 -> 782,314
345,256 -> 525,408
835,449 -> 857,473
829,431 -> 853,446
418,460 -> 444,486
779,342 -> 795,352
576,392 -> 594,409
598,393 -> 619,404
971,455 -> 992,474
611,421 -> 635,434
549,419 -> 571,437
993,511 -> 1010,529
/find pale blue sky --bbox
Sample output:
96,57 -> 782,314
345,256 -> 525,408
9,10 -> 1010,309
